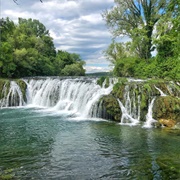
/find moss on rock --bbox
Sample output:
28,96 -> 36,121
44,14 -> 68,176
101,79 -> 180,124
97,76 -> 106,87
158,119 -> 176,128
100,95 -> 121,121
0,79 -> 10,99
16,79 -> 27,101
153,96 -> 180,122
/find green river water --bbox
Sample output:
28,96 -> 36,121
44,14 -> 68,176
0,107 -> 180,179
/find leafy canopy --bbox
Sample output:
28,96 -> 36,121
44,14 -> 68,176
0,17 -> 85,78
103,0 -> 171,59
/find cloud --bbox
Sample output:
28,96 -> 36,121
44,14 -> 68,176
85,66 -> 112,74
1,0 -> 125,73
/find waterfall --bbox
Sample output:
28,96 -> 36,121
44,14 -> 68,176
154,86 -> 166,96
117,98 -> 139,125
1,77 -> 175,126
25,78 -> 113,118
0,81 -> 25,107
116,84 -> 141,125
143,98 -> 156,128
90,100 -> 107,119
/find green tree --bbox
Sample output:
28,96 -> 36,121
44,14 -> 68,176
54,50 -> 85,76
104,40 -> 137,64
61,63 -> 85,76
154,0 -> 180,58
12,18 -> 56,77
0,17 -> 86,78
103,0 -> 171,59
0,18 -> 16,77
0,42 -> 16,77
0,17 -> 15,41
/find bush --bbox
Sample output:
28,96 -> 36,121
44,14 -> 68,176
113,57 -> 138,77
61,63 -> 85,76
113,56 -> 180,80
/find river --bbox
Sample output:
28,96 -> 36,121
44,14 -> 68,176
0,107 -> 180,179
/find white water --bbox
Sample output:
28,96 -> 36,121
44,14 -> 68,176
117,99 -> 139,125
0,78 -> 160,126
143,98 -> 157,128
116,85 -> 141,125
154,86 -> 166,96
0,81 -> 25,107
128,78 -> 147,82
25,78 -> 113,118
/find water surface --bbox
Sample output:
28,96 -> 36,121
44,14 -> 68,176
0,108 -> 180,179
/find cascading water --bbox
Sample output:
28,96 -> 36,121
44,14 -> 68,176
143,98 -> 157,128
116,84 -> 141,125
154,85 -> 166,96
0,81 -> 25,107
25,78 -> 113,118
117,98 -> 139,125
2,77 -> 175,127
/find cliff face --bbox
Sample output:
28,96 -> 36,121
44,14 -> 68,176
97,78 -> 180,127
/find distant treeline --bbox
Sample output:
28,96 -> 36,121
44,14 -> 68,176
0,17 -> 85,78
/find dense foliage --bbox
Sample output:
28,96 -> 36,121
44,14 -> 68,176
103,0 -> 180,80
0,17 -> 85,78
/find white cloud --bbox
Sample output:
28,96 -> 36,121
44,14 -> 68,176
1,0 -> 127,73
85,66 -> 111,73
80,14 -> 102,24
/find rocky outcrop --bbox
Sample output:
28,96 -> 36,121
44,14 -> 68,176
96,78 -> 180,127
158,119 -> 177,128
98,95 -> 121,121
153,96 -> 180,122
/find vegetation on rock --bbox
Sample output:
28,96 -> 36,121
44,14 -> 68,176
96,78 -> 180,126
153,96 -> 180,122
0,79 -> 26,107
97,77 -> 110,88
99,95 -> 121,121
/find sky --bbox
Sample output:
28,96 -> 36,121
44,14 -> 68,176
1,0 -> 121,73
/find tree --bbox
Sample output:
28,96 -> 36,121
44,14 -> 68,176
154,0 -> 180,58
61,63 -> 85,76
0,17 -> 86,78
10,18 -> 56,77
54,50 -> 85,76
104,40 -> 137,64
103,0 -> 171,60
0,18 -> 16,77
0,42 -> 16,77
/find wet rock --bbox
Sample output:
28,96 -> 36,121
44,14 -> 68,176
174,122 -> 180,130
99,95 -> 121,121
158,119 -> 176,128
99,79 -> 180,123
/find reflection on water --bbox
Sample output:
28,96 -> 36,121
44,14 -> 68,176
0,108 -> 180,179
